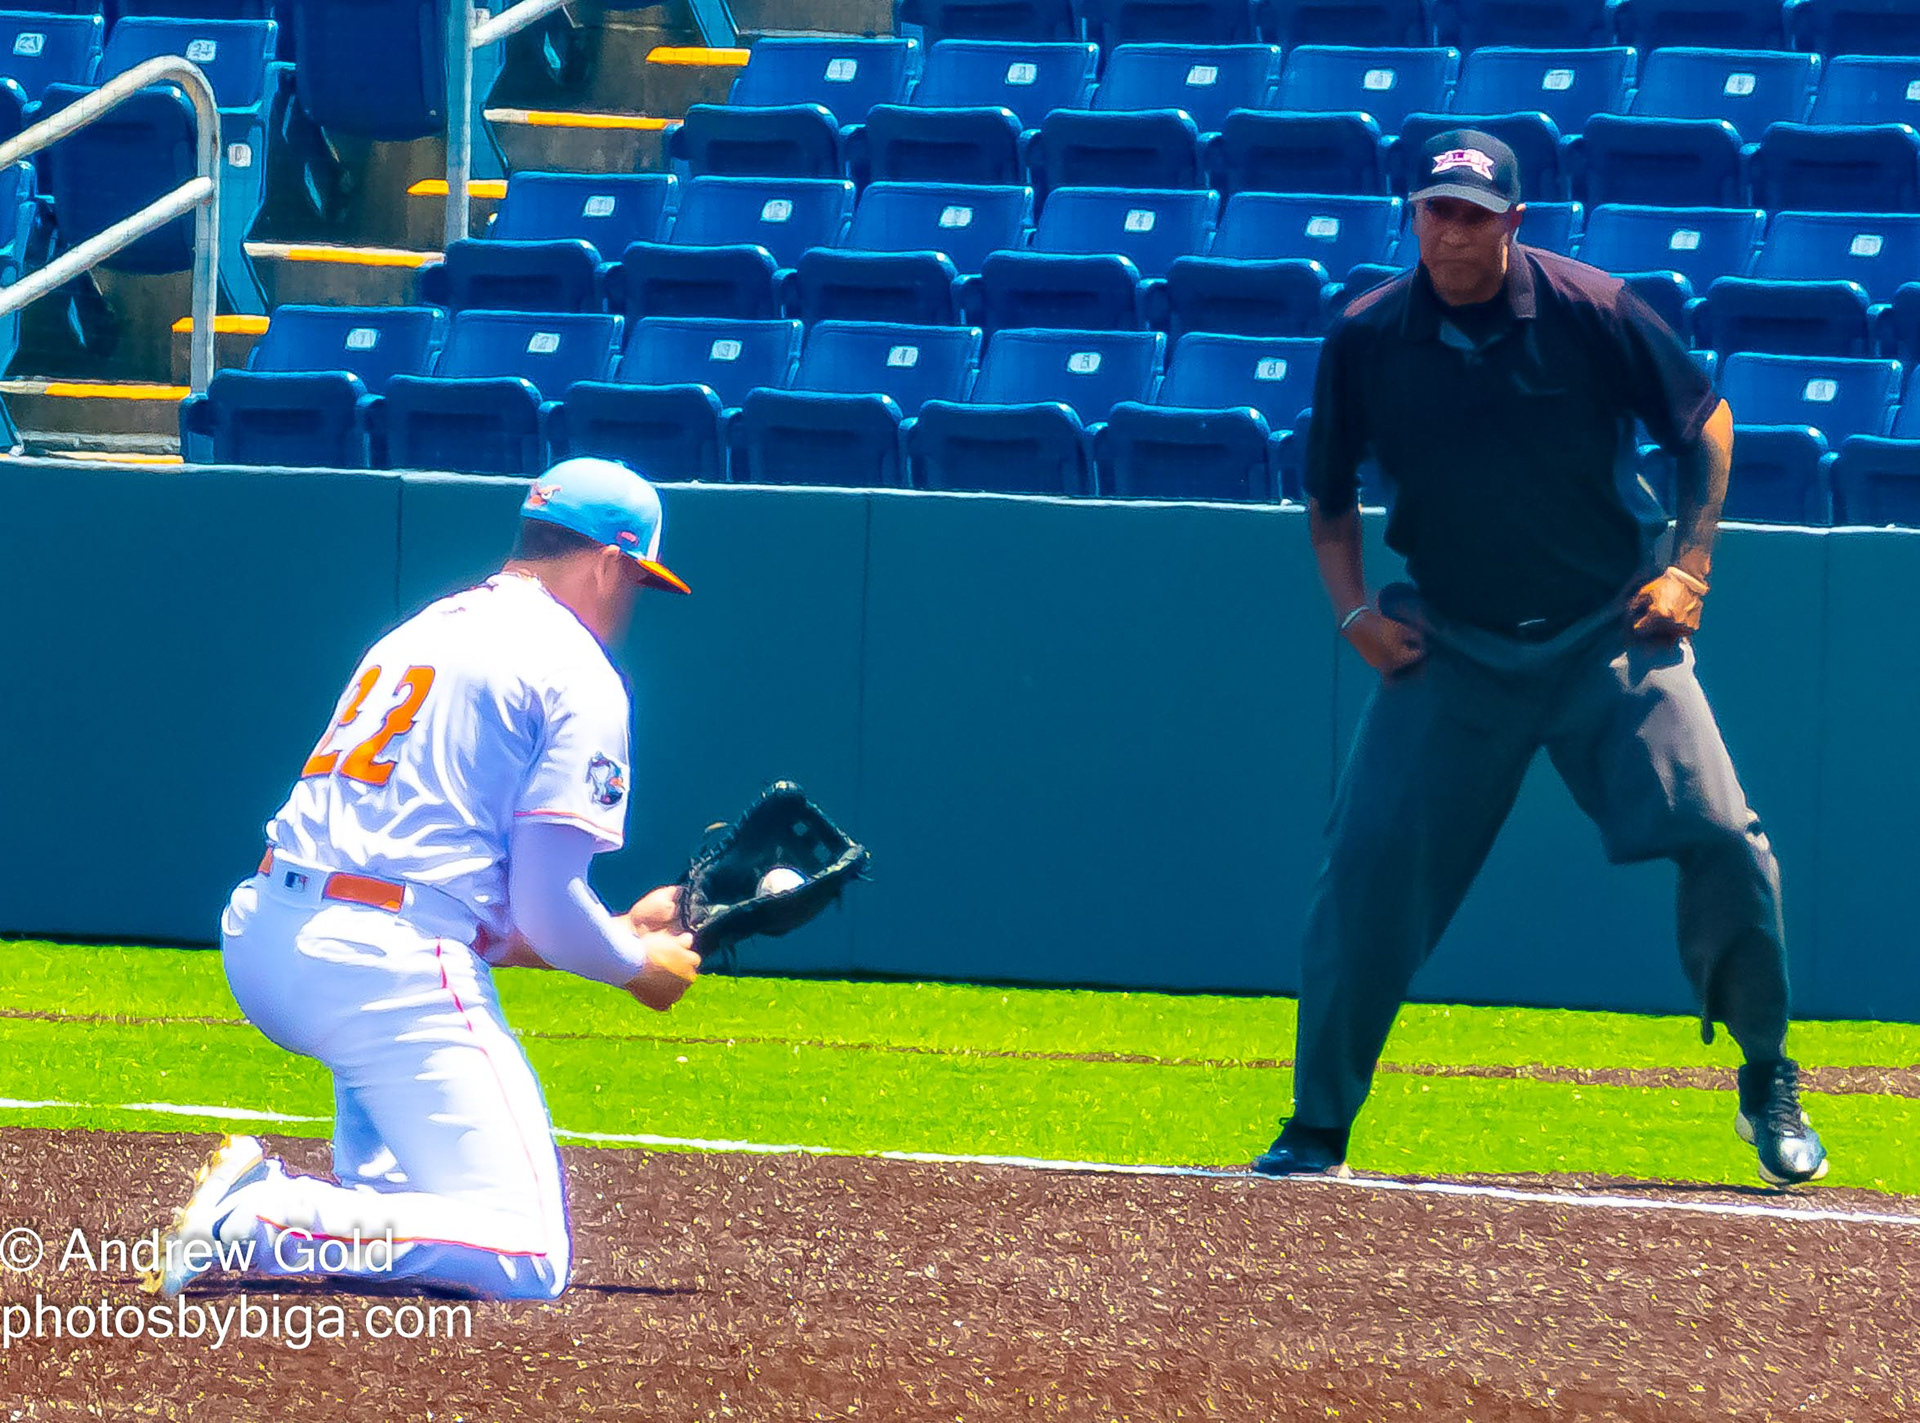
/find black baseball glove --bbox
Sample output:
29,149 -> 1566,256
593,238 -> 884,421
678,781 -> 869,961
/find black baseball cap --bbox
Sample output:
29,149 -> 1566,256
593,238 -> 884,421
1408,128 -> 1522,213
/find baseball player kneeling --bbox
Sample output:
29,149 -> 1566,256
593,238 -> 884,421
143,457 -> 696,1302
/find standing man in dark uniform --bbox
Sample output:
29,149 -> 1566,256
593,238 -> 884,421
1254,130 -> 1827,1187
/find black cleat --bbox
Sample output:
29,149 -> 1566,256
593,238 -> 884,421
1736,1057 -> 1829,1186
1252,1121 -> 1352,1178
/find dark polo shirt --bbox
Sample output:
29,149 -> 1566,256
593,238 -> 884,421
1304,244 -> 1718,635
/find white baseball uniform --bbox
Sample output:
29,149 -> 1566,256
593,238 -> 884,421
217,571 -> 633,1300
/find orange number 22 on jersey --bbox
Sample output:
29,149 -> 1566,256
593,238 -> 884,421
301,665 -> 437,787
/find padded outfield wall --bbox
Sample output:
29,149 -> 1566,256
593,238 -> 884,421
0,459 -> 1911,1022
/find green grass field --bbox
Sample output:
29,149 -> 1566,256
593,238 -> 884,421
3,940 -> 1916,1193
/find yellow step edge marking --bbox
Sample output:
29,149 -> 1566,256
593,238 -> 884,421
406,178 -> 511,199
170,314 -> 271,335
39,450 -> 184,465
41,382 -> 190,401
646,45 -> 748,66
488,108 -> 677,131
278,245 -> 437,268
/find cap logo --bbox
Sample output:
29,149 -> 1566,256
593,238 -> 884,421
617,530 -> 639,544
1432,148 -> 1495,180
527,481 -> 559,507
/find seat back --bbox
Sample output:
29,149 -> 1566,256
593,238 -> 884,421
291,0 -> 446,139
1258,0 -> 1428,47
895,0 -> 1079,43
1518,199 -> 1582,252
1720,352 -> 1902,442
434,310 -> 623,397
1210,191 -> 1401,275
1756,212 -> 1920,303
728,36 -> 919,122
846,181 -> 1032,272
1094,44 -> 1279,132
614,316 -> 804,406
1034,186 -> 1214,276
1574,113 -> 1745,206
909,39 -> 1098,129
1611,0 -> 1787,50
1575,204 -> 1762,290
1630,47 -> 1817,137
670,176 -> 856,268
1452,46 -> 1636,137
491,172 -> 678,255
1813,56 -> 1920,127
1159,332 -> 1319,427
0,10 -> 101,99
1273,45 -> 1458,133
249,304 -> 442,392
1789,0 -> 1920,58
1440,0 -> 1612,48
973,327 -> 1163,418
794,320 -> 981,407
1752,123 -> 1920,215
101,15 -> 274,109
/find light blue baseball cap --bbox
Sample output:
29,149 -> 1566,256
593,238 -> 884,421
519,457 -> 690,595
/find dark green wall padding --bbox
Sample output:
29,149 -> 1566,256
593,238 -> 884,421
0,461 -> 1910,1021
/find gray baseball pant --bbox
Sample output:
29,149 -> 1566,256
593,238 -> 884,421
1291,596 -> 1790,1133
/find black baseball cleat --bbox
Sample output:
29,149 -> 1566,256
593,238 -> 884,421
1252,1121 -> 1352,1178
1736,1057 -> 1829,1186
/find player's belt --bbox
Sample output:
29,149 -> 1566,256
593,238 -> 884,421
257,849 -> 406,914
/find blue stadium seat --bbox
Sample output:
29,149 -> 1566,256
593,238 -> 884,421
1211,111 -> 1388,196
1518,199 -> 1582,252
1094,43 -> 1280,134
1394,111 -> 1568,200
861,40 -> 1097,185
113,0 -> 274,15
907,327 -> 1164,492
1629,47 -> 1816,139
1720,426 -> 1833,522
179,305 -> 443,468
1571,114 -> 1745,206
1076,0 -> 1259,50
1434,0 -> 1611,48
1574,203 -> 1762,329
1757,212 -> 1920,312
40,16 -> 278,312
608,177 -> 855,321
1693,275 -> 1873,356
672,38 -> 921,179
791,182 -> 1030,324
736,321 -> 981,485
895,0 -> 1079,42
1451,46 -> 1636,138
550,316 -> 803,482
1812,57 -> 1920,128
0,10 -> 101,140
1273,45 -> 1459,134
1787,0 -> 1920,59
1097,332 -> 1318,498
1831,435 -> 1920,526
1610,0 -> 1787,50
1256,0 -> 1429,47
1163,192 -> 1399,337
1751,124 -> 1920,213
380,311 -> 624,475
487,171 -> 678,250
972,186 -> 1214,330
288,0 -> 503,176
1720,351 -> 1901,443
417,240 -> 602,314
1034,107 -> 1206,191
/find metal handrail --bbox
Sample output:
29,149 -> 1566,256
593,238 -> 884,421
0,55 -> 221,392
445,0 -> 573,249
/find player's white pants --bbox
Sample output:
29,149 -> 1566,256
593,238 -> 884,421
218,870 -> 570,1301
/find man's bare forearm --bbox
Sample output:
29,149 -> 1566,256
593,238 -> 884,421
1308,498 -> 1369,618
1669,399 -> 1733,583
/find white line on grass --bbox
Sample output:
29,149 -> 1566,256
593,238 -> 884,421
3,1098 -> 1913,1229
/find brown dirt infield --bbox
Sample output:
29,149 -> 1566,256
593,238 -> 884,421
0,1126 -> 1914,1422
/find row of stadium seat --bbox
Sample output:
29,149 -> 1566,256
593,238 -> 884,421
177,303 -> 1920,526
415,171 -> 1920,359
898,0 -> 1920,53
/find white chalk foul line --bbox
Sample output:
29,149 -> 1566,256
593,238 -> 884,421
3,1098 -> 1914,1230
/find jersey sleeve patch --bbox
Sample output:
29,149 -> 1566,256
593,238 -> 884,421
586,753 -> 627,808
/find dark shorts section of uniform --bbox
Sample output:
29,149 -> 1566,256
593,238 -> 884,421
1291,591 -> 1790,1133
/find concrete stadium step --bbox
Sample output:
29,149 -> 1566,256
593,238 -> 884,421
486,108 -> 678,174
731,0 -> 895,38
247,240 -> 443,308
2,379 -> 184,450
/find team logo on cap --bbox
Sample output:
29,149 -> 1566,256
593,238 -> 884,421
1432,147 -> 1496,180
616,530 -> 639,545
527,481 -> 559,508
587,753 -> 626,808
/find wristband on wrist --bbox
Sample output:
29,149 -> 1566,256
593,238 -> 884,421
1338,604 -> 1372,633
1665,565 -> 1710,595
